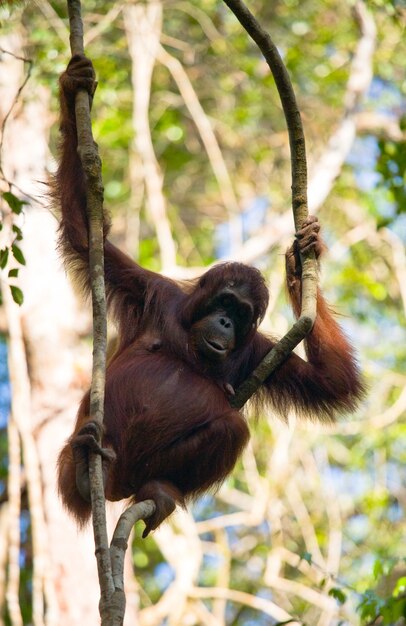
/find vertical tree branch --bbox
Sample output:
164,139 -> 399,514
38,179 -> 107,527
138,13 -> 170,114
222,0 -> 318,408
67,4 -> 158,623
123,1 -> 178,271
4,288 -> 58,626
0,505 -> 9,617
6,419 -> 23,626
222,0 -> 308,228
66,0 -> 114,607
156,43 -> 243,251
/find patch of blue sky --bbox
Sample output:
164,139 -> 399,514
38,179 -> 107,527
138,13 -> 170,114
0,340 -> 10,428
367,77 -> 405,113
215,197 -> 269,259
153,562 -> 175,592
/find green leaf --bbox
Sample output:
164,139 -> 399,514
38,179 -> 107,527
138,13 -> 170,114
11,244 -> 26,266
373,559 -> 384,580
12,224 -> 23,241
8,268 -> 19,278
357,590 -> 383,621
3,191 -> 25,215
10,285 -> 24,305
0,248 -> 9,269
393,576 -> 406,597
328,588 -> 347,605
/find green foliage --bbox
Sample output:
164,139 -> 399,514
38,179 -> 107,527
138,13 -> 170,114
357,587 -> 406,625
2,191 -> 25,215
0,240 -> 25,305
328,587 -> 347,605
12,224 -> 23,241
10,285 -> 24,305
365,0 -> 405,19
11,243 -> 25,266
0,191 -> 26,306
376,137 -> 406,218
0,248 -> 9,270
138,238 -> 161,272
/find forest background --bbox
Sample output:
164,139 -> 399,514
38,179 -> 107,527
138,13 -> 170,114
0,0 -> 405,625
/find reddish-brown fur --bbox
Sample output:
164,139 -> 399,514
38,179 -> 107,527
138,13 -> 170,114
55,56 -> 365,531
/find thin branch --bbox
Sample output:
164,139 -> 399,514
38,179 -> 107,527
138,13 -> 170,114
341,385 -> 406,435
156,45 -> 238,203
4,290 -> 58,626
173,1 -> 223,42
381,227 -> 406,314
268,547 -> 322,585
266,576 -> 336,612
212,529 -> 230,625
222,0 -> 309,230
66,0 -> 114,609
221,0 -> 318,408
314,450 -> 342,576
189,586 -> 300,624
157,44 -> 243,249
84,3 -> 124,46
36,0 -> 69,46
355,111 -> 406,142
110,500 -> 156,591
0,48 -> 33,185
66,5 -> 158,624
194,602 -> 224,626
123,2 -> 177,270
344,1 -> 376,112
0,505 -> 9,617
5,419 -> 23,626
286,480 -> 325,567
224,0 -> 375,267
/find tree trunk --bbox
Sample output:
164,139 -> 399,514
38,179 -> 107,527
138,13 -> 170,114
0,30 -> 139,626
